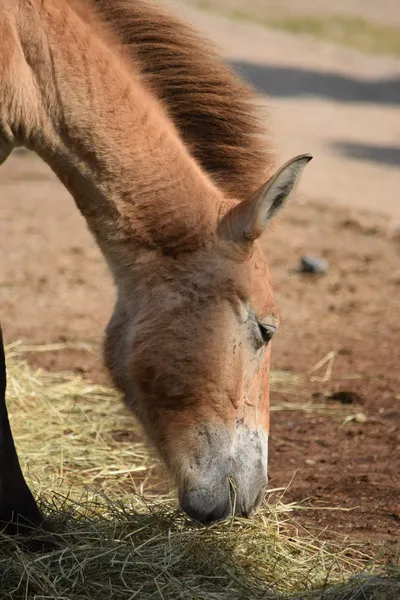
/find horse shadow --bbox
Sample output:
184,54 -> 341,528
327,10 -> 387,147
229,60 -> 400,105
331,141 -> 400,166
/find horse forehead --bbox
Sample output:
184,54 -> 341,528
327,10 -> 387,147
235,248 -> 273,312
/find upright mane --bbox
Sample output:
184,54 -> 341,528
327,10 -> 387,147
92,0 -> 275,200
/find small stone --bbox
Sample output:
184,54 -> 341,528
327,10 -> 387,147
354,413 -> 368,424
299,256 -> 328,274
342,412 -> 368,427
305,458 -> 316,466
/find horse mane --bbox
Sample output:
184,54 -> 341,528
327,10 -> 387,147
91,0 -> 275,201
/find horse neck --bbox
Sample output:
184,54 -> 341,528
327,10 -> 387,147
0,0 -> 222,281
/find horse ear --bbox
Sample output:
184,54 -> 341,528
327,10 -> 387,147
220,154 -> 312,243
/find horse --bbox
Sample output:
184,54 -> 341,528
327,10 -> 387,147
0,0 -> 311,527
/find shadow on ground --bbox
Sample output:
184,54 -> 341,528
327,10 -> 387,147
332,141 -> 400,165
230,61 -> 400,104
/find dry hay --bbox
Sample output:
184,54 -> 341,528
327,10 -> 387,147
0,343 -> 398,600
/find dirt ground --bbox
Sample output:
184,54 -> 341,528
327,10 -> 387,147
1,1 -> 399,553
183,0 -> 400,28
2,149 -> 399,549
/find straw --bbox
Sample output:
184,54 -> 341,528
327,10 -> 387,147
1,344 -> 397,600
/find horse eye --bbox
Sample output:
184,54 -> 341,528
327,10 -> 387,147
258,323 -> 276,344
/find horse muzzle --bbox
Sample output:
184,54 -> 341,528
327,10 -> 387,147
178,424 -> 268,523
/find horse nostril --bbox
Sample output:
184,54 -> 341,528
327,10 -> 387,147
180,486 -> 233,524
203,499 -> 232,523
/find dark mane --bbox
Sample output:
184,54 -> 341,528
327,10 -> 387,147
93,0 -> 275,200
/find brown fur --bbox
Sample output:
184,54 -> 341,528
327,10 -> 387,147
0,0 -> 308,521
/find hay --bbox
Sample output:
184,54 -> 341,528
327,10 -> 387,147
5,341 -> 156,501
1,343 -> 398,600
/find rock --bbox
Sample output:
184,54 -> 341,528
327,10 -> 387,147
299,256 -> 328,274
354,413 -> 368,424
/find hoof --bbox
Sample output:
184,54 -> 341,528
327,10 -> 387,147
0,501 -> 58,553
0,484 -> 45,536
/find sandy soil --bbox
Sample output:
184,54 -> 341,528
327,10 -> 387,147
1,2 -> 399,550
172,1 -> 400,224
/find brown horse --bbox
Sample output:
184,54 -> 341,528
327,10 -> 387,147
0,0 -> 311,526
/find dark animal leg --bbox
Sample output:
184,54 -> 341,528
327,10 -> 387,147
0,325 -> 44,534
